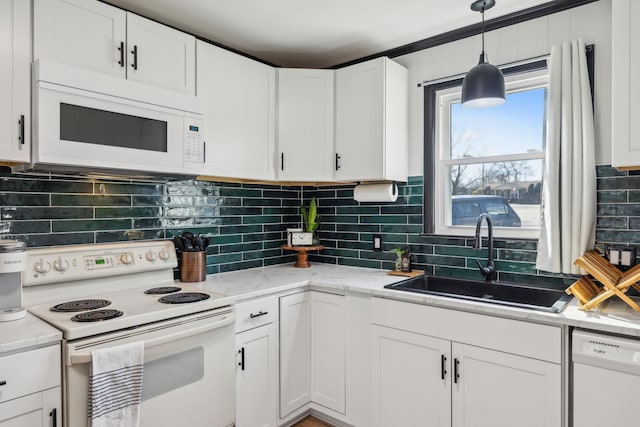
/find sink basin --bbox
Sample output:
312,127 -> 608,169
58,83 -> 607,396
384,275 -> 572,312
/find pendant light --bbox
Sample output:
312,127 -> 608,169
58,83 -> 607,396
461,0 -> 505,108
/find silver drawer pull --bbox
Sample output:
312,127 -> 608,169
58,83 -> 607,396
249,311 -> 268,319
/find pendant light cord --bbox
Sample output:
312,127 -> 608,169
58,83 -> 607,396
481,5 -> 486,63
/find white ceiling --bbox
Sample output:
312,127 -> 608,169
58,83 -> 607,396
106,0 -> 552,68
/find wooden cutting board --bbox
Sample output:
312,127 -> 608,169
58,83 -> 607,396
387,269 -> 425,277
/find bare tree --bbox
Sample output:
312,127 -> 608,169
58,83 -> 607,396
485,161 -> 533,183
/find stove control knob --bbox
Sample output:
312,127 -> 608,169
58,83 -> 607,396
53,257 -> 69,272
34,259 -> 51,274
145,251 -> 158,262
120,253 -> 134,265
158,249 -> 171,261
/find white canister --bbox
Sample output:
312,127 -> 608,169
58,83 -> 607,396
286,228 -> 303,246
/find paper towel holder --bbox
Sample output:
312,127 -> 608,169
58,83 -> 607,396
353,182 -> 399,203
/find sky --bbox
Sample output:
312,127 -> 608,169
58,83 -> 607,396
450,87 -> 547,160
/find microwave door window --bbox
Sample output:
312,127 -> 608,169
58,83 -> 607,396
59,103 -> 168,152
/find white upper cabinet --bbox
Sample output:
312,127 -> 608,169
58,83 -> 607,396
126,13 -> 195,94
277,69 -> 335,182
34,0 -> 195,94
611,0 -> 640,168
335,57 -> 408,182
197,41 -> 276,181
0,0 -> 31,162
34,0 -> 127,78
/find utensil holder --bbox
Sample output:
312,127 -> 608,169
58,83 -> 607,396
180,251 -> 206,282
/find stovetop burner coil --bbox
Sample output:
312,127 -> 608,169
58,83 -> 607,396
71,309 -> 124,322
144,286 -> 182,295
158,292 -> 211,304
50,299 -> 111,312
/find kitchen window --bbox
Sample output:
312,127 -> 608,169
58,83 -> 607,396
423,62 -> 549,239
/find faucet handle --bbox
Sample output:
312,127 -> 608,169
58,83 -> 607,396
475,259 -> 496,280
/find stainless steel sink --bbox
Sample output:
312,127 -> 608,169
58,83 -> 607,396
384,275 -> 572,312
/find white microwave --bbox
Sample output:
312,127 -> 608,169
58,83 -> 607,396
28,60 -> 205,176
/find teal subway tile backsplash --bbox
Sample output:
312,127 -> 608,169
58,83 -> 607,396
0,167 -> 298,272
1,165 -> 638,285
303,166 -> 640,288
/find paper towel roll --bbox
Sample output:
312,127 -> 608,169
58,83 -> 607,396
353,183 -> 398,202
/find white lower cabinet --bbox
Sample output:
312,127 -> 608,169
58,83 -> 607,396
310,291 -> 346,414
279,291 -> 346,422
372,326 -> 451,427
236,323 -> 278,427
0,344 -> 61,427
279,291 -> 312,419
0,388 -> 60,427
371,297 -> 562,427
235,297 -> 278,427
451,343 -> 561,427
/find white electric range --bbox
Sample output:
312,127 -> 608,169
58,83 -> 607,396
23,240 -> 236,427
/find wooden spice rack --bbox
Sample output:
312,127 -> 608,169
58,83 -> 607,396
566,250 -> 640,311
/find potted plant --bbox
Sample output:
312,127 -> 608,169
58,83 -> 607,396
300,197 -> 320,245
389,247 -> 405,271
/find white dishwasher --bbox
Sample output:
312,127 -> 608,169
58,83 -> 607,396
572,329 -> 640,427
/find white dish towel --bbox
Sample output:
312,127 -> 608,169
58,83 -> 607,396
89,341 -> 144,427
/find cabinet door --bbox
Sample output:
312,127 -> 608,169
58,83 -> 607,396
611,0 -> 640,168
277,69 -> 334,181
279,291 -> 311,418
0,0 -> 30,162
236,323 -> 278,427
33,0 -> 126,78
197,41 -> 276,181
0,387 -> 60,427
451,343 -> 561,427
126,13 -> 195,95
335,58 -> 384,181
371,326 -> 451,427
310,292 -> 345,414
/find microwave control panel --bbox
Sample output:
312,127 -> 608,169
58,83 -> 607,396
184,118 -> 205,164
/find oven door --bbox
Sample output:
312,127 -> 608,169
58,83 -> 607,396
35,81 -> 192,175
64,307 -> 235,427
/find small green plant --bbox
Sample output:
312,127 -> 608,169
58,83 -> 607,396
389,248 -> 405,256
389,247 -> 405,271
300,197 -> 319,232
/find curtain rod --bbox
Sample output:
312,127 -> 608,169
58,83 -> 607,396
418,53 -> 549,88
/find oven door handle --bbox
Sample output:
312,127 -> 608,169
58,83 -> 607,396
67,311 -> 234,365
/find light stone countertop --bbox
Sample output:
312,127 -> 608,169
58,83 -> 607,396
192,263 -> 640,338
0,312 -> 62,355
9,263 -> 640,355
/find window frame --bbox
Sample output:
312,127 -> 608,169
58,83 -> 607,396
435,69 -> 548,239
422,59 -> 549,239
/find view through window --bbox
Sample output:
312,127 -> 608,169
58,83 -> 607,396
433,68 -> 548,238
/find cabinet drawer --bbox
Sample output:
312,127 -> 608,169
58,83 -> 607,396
235,296 -> 278,333
0,344 -> 61,403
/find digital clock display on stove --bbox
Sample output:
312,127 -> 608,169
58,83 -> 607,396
95,259 -> 105,265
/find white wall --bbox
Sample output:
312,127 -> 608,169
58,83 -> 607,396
392,0 -> 612,176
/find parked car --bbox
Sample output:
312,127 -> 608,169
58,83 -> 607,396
452,195 -> 522,227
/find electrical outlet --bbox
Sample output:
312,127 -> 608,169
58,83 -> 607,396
606,245 -> 637,268
373,234 -> 382,252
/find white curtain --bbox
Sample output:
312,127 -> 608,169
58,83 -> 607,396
536,39 -> 596,274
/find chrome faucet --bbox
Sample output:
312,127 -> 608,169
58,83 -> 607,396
473,213 -> 496,281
